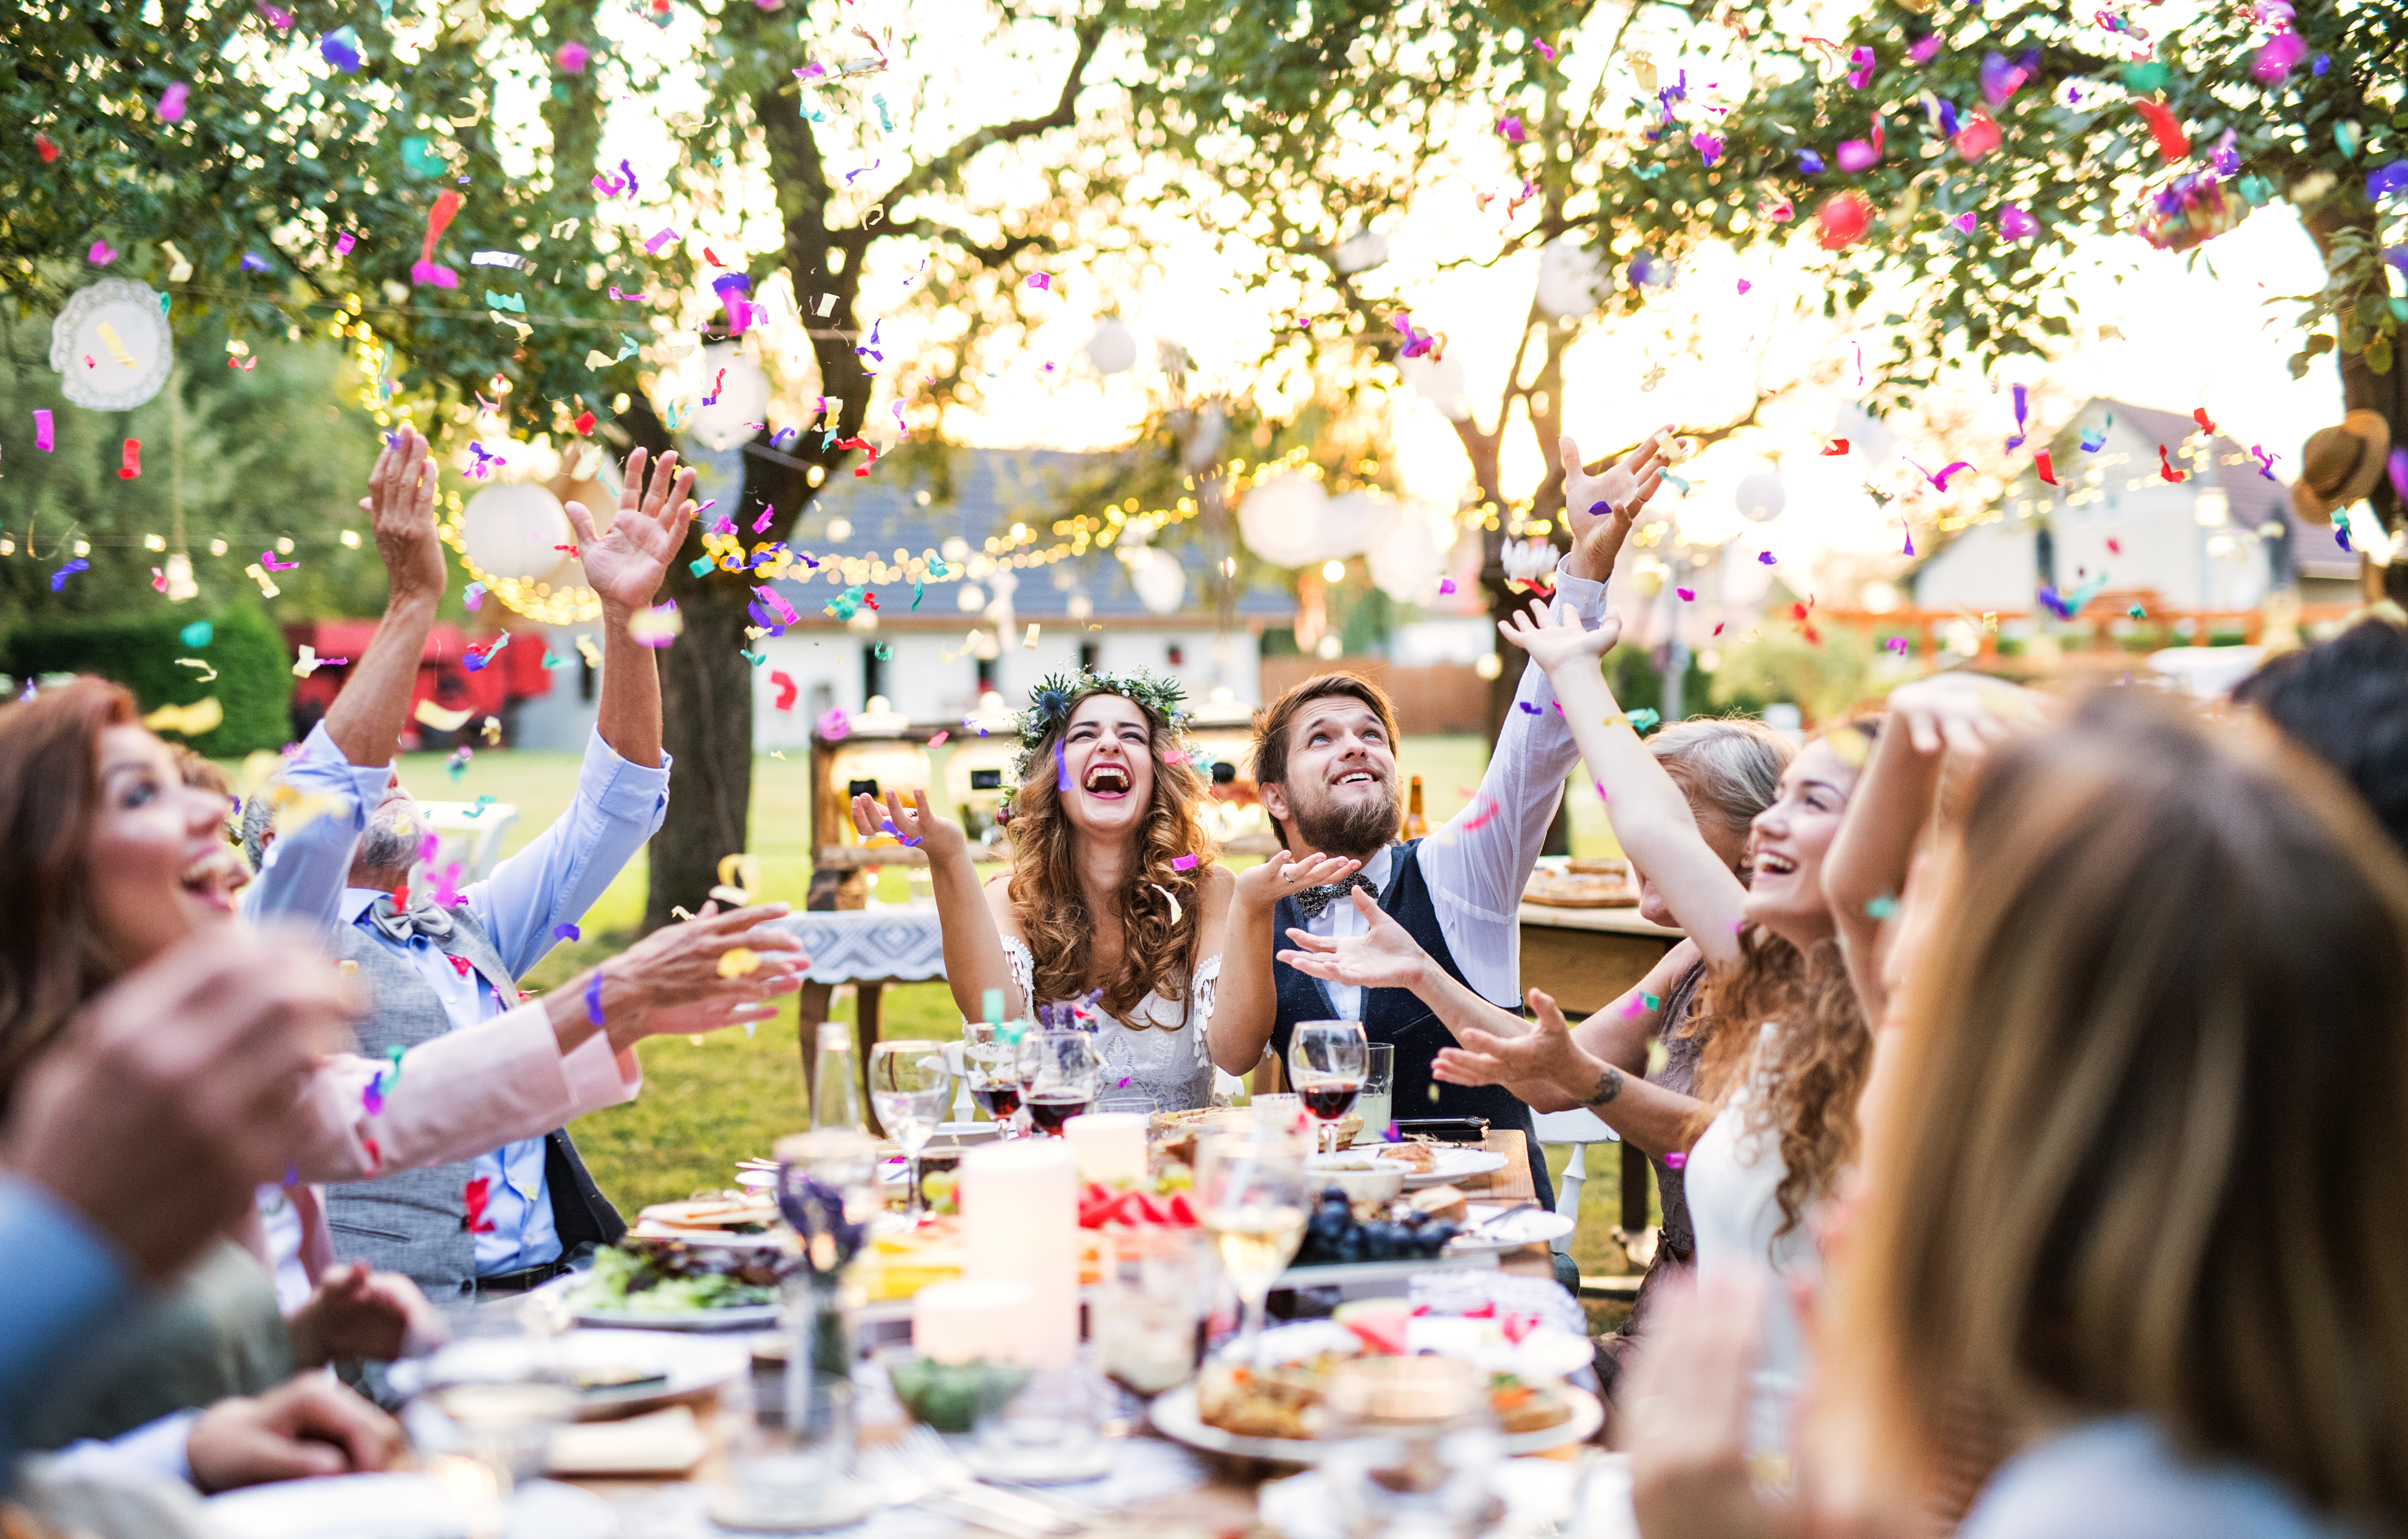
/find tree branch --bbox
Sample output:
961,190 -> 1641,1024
883,16 -> 1106,206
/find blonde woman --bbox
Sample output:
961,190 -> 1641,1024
858,670 -> 1351,1111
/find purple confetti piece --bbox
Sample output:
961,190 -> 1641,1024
1056,742 -> 1071,792
554,923 -> 581,942
2389,448 -> 2408,506
362,1071 -> 387,1116
586,970 -> 605,1025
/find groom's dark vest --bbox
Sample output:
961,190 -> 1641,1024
1271,841 -> 1553,1209
321,907 -> 623,1293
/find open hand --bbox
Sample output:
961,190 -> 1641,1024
288,1262 -> 440,1367
1276,887 -> 1428,990
852,788 -> 969,866
186,1375 -> 406,1494
1497,600 -> 1622,677
567,447 -> 698,615
598,902 -> 805,1048
1234,848 -> 1362,915
1884,672 -> 2045,758
1560,427 -> 1673,579
359,424 -> 446,604
1436,988 -> 1597,1092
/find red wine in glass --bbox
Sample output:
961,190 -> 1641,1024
971,1081 -> 1022,1120
1300,1080 -> 1363,1120
1026,1094 -> 1089,1135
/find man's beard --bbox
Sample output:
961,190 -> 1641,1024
356,806 -> 429,876
1287,781 -> 1402,859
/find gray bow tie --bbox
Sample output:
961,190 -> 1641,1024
1294,873 -> 1378,919
362,892 -> 459,944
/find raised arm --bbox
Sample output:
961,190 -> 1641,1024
1498,603 -> 1750,972
568,448 -> 695,771
1211,849 -> 1364,1076
323,426 -> 446,768
860,789 -> 1014,1024
1435,986 -> 1707,1158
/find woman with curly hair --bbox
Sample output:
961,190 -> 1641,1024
857,670 -> 1352,1111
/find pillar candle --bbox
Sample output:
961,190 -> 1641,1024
1062,1112 -> 1147,1186
912,1278 -> 1038,1366
959,1138 -> 1080,1367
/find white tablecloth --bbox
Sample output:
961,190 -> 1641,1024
770,905 -> 948,985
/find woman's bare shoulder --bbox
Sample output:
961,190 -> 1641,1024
982,868 -> 1029,941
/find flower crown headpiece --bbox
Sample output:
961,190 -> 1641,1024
1009,667 -> 1192,789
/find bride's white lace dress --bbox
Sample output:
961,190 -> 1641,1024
999,938 -> 1223,1112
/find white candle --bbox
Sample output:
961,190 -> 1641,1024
912,1278 -> 1038,1366
1062,1112 -> 1147,1186
959,1139 -> 1080,1367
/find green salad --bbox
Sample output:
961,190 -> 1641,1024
573,1236 -> 791,1313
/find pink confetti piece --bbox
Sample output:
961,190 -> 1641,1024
1459,797 -> 1499,832
1027,272 -> 1052,290
1437,577 -> 1456,595
1664,1151 -> 1687,1170
644,228 -> 680,256
88,239 -> 117,265
335,231 -> 356,257
33,411 -> 54,452
928,730 -> 948,747
260,549 -> 298,571
1676,586 -> 1695,601
157,82 -> 190,122
1173,853 -> 1200,871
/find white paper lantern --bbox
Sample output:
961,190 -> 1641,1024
1125,547 -> 1188,615
50,279 -> 175,410
1395,353 -> 1472,422
1535,237 -> 1606,318
1365,501 -> 1457,605
683,342 -> 772,448
461,481 -> 576,586
1085,318 -> 1138,376
1237,471 -> 1331,568
1735,470 -> 1786,524
1308,491 -> 1378,565
1334,230 -> 1390,275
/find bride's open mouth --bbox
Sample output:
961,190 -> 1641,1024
1083,762 -> 1132,799
180,846 -> 251,912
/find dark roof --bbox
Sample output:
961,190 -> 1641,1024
762,447 -> 1296,623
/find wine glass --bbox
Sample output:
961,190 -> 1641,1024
1289,1019 -> 1370,1154
1196,1127 -> 1309,1363
869,1040 -> 952,1221
962,1021 -> 1026,1136
1021,1030 -> 1100,1136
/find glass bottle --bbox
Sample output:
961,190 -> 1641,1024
1403,775 -> 1429,840
810,1021 -> 863,1131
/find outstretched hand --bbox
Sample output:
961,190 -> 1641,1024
1275,887 -> 1428,990
1233,848 -> 1362,915
1434,988 -> 1591,1091
599,901 -> 806,1049
360,425 -> 446,604
852,788 -> 969,865
1560,427 -> 1674,580
1497,600 -> 1622,678
568,447 -> 698,615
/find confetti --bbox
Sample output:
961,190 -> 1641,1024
413,699 -> 474,733
462,1174 -> 496,1233
554,923 -> 581,942
2036,451 -> 2058,486
411,189 -> 463,288
260,548 -> 298,572
33,411 -> 54,452
584,970 -> 605,1026
1438,578 -> 1457,595
771,670 -> 799,711
1151,883 -> 1183,925
628,601 -> 684,647
928,730 -> 948,748
176,657 -> 218,682
1460,797 -> 1499,832
645,228 -> 680,255
716,947 -> 763,978
464,794 -> 497,817
180,621 -> 213,648
1676,587 -> 1695,601
1023,622 -> 1041,649
51,558 -> 89,591
1173,853 -> 1200,871
1820,440 -> 1850,456
142,697 -> 223,737
319,24 -> 362,71
1056,742 -> 1071,791
1865,894 -> 1899,919
119,438 -> 141,479
2157,445 -> 2188,483
88,239 -> 117,265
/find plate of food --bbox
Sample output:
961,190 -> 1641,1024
630,1192 -> 788,1247
1370,1140 -> 1509,1190
550,1235 -> 791,1331
1150,1313 -> 1601,1462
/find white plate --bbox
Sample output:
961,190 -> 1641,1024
538,1273 -> 784,1333
1240,1316 -> 1594,1382
1445,1203 -> 1576,1255
206,1475 -> 614,1539
394,1329 -> 750,1418
1147,1382 -> 1601,1465
1401,1147 -> 1508,1189
1261,1455 -> 1637,1539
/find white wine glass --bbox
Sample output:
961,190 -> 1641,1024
1289,1019 -> 1370,1154
869,1040 -> 952,1221
1196,1128 -> 1309,1363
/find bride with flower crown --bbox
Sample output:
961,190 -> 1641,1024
853,669 -> 1355,1111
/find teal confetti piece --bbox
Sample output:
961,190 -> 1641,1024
740,648 -> 767,666
1866,894 -> 1900,919
911,580 -> 924,610
1642,993 -> 1660,1010
1625,707 -> 1662,731
689,556 -> 715,576
484,291 -> 526,313
463,794 -> 497,817
1661,473 -> 1690,495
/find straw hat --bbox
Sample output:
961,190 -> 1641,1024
2291,409 -> 2392,520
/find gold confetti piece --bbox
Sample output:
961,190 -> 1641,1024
670,904 -> 697,922
481,715 -> 503,745
245,562 -> 281,598
176,657 -> 218,682
627,605 -> 683,644
143,697 -> 224,737
716,947 -> 762,978
575,635 -> 603,669
96,322 -> 137,368
161,241 -> 194,283
338,959 -> 360,977
1022,622 -> 1041,649
713,852 -> 760,906
413,699 -> 474,732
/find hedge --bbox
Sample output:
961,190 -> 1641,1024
5,608 -> 294,756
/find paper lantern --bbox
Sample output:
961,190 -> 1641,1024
1237,471 -> 1331,568
50,279 -> 174,410
1334,230 -> 1391,275
1396,353 -> 1472,422
1535,237 -> 1607,318
1308,491 -> 1378,564
1085,318 -> 1138,376
1126,546 -> 1187,615
1365,501 -> 1458,604
684,342 -> 772,448
1735,470 -> 1786,523
1816,192 -> 1873,250
461,481 -> 576,587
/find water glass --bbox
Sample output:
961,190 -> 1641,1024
869,1039 -> 952,1220
714,1369 -> 868,1532
1289,1019 -> 1370,1154
1320,1356 -> 1505,1539
1092,1227 -> 1208,1394
403,1308 -> 577,1536
1021,1029 -> 1100,1136
1352,1042 -> 1395,1145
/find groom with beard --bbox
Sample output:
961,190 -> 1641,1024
1218,428 -> 1675,1208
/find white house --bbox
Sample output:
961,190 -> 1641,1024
513,447 -> 1291,751
1909,399 -> 2336,615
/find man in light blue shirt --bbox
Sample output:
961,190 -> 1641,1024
293,433 -> 704,1294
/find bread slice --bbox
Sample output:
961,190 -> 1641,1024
1409,1184 -> 1468,1224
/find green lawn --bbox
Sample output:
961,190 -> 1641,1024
369,736 -> 1644,1288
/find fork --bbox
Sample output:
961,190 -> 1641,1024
897,1426 -> 1104,1528
857,1442 -> 1069,1538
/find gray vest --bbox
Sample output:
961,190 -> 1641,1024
323,907 -> 623,1293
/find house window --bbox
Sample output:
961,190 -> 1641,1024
1166,643 -> 1185,667
2035,526 -> 2057,589
1079,641 -> 1100,672
977,653 -> 997,692
863,642 -> 887,703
